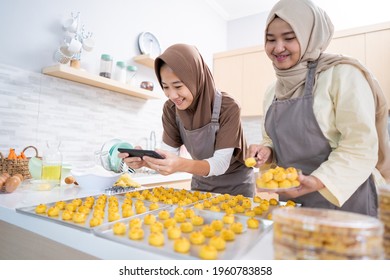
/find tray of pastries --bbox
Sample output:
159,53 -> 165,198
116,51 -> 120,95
15,187 -> 215,233
193,193 -> 300,221
16,191 -> 169,232
93,205 -> 273,260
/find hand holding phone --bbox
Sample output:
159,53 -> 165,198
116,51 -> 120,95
117,148 -> 164,159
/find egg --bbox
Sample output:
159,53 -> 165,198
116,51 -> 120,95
64,176 -> 75,184
3,176 -> 21,193
13,173 -> 24,181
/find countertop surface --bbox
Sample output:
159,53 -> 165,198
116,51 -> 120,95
0,171 -> 274,260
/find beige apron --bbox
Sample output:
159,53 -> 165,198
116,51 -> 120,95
176,91 -> 255,197
265,61 -> 378,216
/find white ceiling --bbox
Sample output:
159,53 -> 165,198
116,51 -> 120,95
207,0 -> 279,20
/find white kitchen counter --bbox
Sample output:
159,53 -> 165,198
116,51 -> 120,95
0,172 -> 274,260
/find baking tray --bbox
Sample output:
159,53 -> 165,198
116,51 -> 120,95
16,193 -> 169,232
198,196 -> 301,220
93,206 -> 273,260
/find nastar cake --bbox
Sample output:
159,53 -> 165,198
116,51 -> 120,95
55,201 -> 66,210
158,210 -> 170,220
128,227 -> 144,240
220,228 -> 235,241
144,214 -> 157,225
65,203 -> 77,212
135,204 -> 147,214
222,214 -> 235,224
173,212 -> 187,223
62,209 -> 73,221
167,226 -> 182,239
47,206 -> 60,217
209,236 -> 226,251
163,218 -> 177,229
199,245 -> 218,260
189,231 -> 206,245
191,215 -> 204,226
35,204 -> 47,214
230,222 -> 244,234
72,198 -> 83,207
108,211 -> 121,222
113,222 -> 127,235
202,225 -> 216,238
149,202 -> 159,211
150,221 -> 164,233
247,218 -> 260,229
148,232 -> 164,246
180,222 -> 194,233
173,237 -> 191,253
210,220 -> 224,231
72,212 -> 87,223
184,208 -> 195,218
129,218 -> 142,229
89,216 -> 103,227
122,207 -> 134,218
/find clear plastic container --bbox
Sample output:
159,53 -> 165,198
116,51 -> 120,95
126,65 -> 137,86
272,207 -> 384,259
378,184 -> 390,259
99,54 -> 113,78
113,61 -> 126,83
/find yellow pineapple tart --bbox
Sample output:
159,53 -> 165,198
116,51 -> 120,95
257,166 -> 300,190
174,237 -> 191,253
245,157 -> 257,168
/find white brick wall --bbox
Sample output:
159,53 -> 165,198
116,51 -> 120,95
0,63 -> 165,163
0,63 -> 264,164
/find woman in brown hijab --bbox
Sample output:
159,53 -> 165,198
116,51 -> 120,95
248,0 -> 390,216
123,44 -> 255,197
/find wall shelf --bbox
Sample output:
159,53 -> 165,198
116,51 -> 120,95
133,54 -> 155,69
42,64 -> 160,100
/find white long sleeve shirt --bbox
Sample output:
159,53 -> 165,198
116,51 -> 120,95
160,142 -> 233,177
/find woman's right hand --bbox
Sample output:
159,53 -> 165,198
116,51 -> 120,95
247,144 -> 273,167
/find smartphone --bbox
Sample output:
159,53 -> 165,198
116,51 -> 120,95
117,148 -> 164,159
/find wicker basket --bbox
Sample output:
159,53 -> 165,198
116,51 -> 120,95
0,146 -> 40,179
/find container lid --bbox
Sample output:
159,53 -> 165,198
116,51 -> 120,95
379,184 -> 390,197
273,207 -> 383,231
101,54 -> 113,61
116,61 -> 126,68
127,65 -> 138,72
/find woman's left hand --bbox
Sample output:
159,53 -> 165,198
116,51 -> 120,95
278,174 -> 325,198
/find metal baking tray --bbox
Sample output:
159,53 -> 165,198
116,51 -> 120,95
93,206 -> 273,260
16,193 -> 169,232
198,196 -> 301,220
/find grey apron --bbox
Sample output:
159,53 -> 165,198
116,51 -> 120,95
265,61 -> 378,216
176,91 -> 255,197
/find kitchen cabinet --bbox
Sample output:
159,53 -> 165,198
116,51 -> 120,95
213,47 -> 274,116
42,64 -> 160,100
365,29 -> 390,107
327,34 -> 366,63
213,22 -> 390,114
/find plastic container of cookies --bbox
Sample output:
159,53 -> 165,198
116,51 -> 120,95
378,184 -> 390,259
272,207 -> 384,260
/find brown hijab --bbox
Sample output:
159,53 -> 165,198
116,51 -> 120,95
155,44 -> 247,161
266,0 -> 390,182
